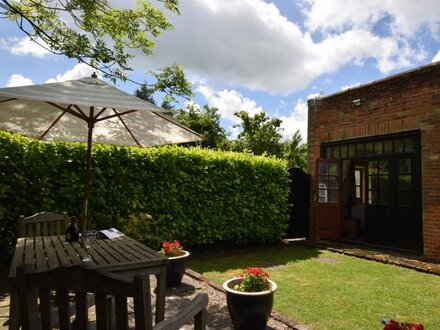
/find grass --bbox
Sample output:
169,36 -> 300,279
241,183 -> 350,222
188,242 -> 440,330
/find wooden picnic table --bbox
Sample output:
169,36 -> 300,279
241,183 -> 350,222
8,234 -> 168,330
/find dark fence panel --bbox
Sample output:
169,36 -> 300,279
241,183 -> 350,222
286,168 -> 310,238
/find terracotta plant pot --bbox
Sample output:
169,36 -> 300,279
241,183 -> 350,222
223,277 -> 277,330
165,250 -> 190,288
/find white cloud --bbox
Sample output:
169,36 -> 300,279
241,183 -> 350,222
432,50 -> 440,62
127,0 -> 432,96
279,99 -> 308,142
197,83 -> 308,141
7,36 -> 51,58
303,0 -> 440,38
341,82 -> 361,91
307,93 -> 322,100
6,74 -> 33,87
134,0 -> 313,95
197,84 -> 263,123
45,63 -> 97,83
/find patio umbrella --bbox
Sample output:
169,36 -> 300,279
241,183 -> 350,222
0,75 -> 204,231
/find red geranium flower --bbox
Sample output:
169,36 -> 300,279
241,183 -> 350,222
161,240 -> 183,257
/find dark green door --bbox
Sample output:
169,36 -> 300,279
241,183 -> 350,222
365,155 -> 422,252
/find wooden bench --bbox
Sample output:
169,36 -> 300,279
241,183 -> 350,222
17,212 -> 68,237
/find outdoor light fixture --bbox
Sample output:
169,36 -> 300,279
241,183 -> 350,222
352,99 -> 363,107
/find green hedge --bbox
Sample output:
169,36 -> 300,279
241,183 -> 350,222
0,131 -> 290,262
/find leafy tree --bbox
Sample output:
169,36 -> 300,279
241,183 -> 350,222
282,130 -> 308,171
175,104 -> 230,149
1,0 -> 179,81
134,64 -> 194,111
232,111 -> 284,157
149,63 -> 194,104
134,84 -> 156,105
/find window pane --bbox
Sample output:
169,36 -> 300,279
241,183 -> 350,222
379,191 -> 389,205
319,162 -> 328,174
319,189 -> 327,202
384,140 -> 393,153
368,176 -> 377,190
349,144 -> 356,157
379,160 -> 389,174
399,175 -> 411,190
368,190 -> 377,205
399,158 -> 411,174
378,175 -> 389,189
399,191 -> 412,206
333,147 -> 340,158
357,143 -> 365,156
328,176 -> 338,189
326,147 -> 332,158
395,139 -> 404,153
328,190 -> 338,202
355,170 -> 361,185
369,161 -> 378,174
365,142 -> 373,156
374,142 -> 383,154
329,163 -> 338,175
340,145 -> 347,158
319,176 -> 328,188
355,186 -> 361,199
405,138 -> 415,152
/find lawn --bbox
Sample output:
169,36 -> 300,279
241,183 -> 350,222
188,242 -> 440,330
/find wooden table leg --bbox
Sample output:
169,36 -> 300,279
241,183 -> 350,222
8,284 -> 20,330
155,267 -> 167,324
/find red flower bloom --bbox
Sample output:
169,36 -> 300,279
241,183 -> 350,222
235,267 -> 270,292
161,240 -> 183,257
383,319 -> 424,330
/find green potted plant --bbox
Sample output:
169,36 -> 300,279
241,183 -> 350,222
159,240 -> 190,287
223,267 -> 277,330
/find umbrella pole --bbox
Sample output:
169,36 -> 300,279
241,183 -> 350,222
81,107 -> 95,233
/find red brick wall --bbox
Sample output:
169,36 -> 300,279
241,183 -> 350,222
308,62 -> 440,261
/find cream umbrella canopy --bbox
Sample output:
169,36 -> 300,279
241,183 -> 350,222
0,75 -> 203,231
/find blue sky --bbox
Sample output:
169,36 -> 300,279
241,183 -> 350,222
1,0 -> 440,143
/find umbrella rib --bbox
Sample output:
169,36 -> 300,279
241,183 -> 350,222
94,108 -> 107,120
0,98 -> 17,104
96,109 -> 137,122
46,102 -> 88,121
40,105 -> 72,139
72,105 -> 89,120
111,108 -> 142,147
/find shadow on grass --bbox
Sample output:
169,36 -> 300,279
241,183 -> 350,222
188,240 -> 321,274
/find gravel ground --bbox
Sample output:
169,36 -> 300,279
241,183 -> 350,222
159,270 -> 309,330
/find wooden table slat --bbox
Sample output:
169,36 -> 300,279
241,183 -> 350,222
116,240 -> 157,261
34,238 -> 47,272
23,238 -> 35,265
90,240 -> 119,265
63,241 -> 82,264
97,238 -> 135,263
43,236 -> 60,269
106,242 -> 139,263
51,236 -> 71,265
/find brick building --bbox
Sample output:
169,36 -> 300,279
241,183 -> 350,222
307,62 -> 440,261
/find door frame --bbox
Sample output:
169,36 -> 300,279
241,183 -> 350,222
314,158 -> 342,240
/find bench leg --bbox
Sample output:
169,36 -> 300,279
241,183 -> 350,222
155,267 -> 167,324
8,285 -> 20,330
